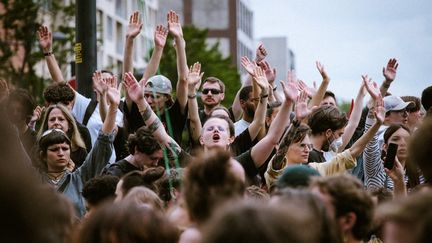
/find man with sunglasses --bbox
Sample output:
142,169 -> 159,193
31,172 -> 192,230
199,77 -> 228,123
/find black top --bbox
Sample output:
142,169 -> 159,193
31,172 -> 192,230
124,100 -> 188,144
308,148 -> 326,163
231,128 -> 258,156
75,119 -> 92,152
101,159 -> 140,178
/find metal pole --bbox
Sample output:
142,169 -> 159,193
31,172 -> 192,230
75,0 -> 96,98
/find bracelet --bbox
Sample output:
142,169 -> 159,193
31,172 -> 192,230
188,94 -> 197,99
44,52 -> 52,56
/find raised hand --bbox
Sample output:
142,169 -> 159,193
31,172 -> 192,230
154,25 -> 168,48
167,10 -> 183,38
295,90 -> 315,120
374,95 -> 385,123
126,11 -> 143,39
92,71 -> 108,95
287,70 -> 298,85
383,58 -> 398,82
187,62 -> 204,93
123,72 -> 144,103
362,75 -> 380,101
29,106 -> 44,124
316,61 -> 329,82
106,80 -> 120,107
252,66 -> 269,94
280,78 -> 299,102
37,25 -> 52,53
255,43 -> 267,63
241,56 -> 257,76
298,80 -> 317,98
259,61 -> 276,84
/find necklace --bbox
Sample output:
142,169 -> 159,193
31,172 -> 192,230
47,170 -> 65,184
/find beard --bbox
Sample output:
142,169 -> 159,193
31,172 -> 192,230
322,138 -> 331,152
245,106 -> 255,118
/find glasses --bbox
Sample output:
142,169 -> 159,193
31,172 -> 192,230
202,88 -> 221,95
391,109 -> 408,117
298,143 -> 313,151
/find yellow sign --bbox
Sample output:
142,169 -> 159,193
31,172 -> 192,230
74,43 -> 82,64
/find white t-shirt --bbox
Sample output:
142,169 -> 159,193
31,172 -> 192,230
234,119 -> 250,137
72,91 -> 124,162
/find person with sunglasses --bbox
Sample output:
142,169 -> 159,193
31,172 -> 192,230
199,77 -> 227,123
35,84 -> 119,218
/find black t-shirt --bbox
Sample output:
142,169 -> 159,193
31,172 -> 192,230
124,100 -> 188,144
101,159 -> 140,178
75,119 -> 92,152
231,128 -> 258,156
308,148 -> 326,163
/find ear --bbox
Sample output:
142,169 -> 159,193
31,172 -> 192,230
325,129 -> 333,138
338,212 -> 357,234
382,143 -> 388,152
227,135 -> 235,145
220,93 -> 225,101
199,135 -> 204,146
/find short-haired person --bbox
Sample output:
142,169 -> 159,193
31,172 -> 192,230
421,85 -> 432,116
310,174 -> 375,243
82,175 -> 119,218
122,11 -> 188,145
35,84 -> 118,218
234,85 -> 254,136
102,127 -> 163,178
320,90 -> 337,106
307,105 -> 349,163
401,95 -> 424,131
200,76 -> 227,123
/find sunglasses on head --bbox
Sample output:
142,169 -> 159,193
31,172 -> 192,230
202,88 -> 221,95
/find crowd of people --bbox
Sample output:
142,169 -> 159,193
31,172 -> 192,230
1,10 -> 432,243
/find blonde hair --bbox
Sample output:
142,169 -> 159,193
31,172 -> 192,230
38,104 -> 86,151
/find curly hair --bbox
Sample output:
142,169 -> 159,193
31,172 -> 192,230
308,105 -> 348,135
43,82 -> 75,105
127,127 -> 162,155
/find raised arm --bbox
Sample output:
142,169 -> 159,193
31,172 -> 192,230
123,72 -> 182,158
250,78 -> 298,168
92,71 -> 108,121
380,58 -> 398,96
37,25 -> 64,83
187,62 -> 204,143
168,10 -> 188,113
348,94 -> 384,159
141,25 -> 168,82
254,43 -> 267,63
247,66 -> 269,141
338,81 -> 367,152
123,11 -> 143,109
260,61 -> 281,103
308,61 -> 330,108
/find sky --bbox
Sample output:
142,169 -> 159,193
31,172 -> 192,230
251,0 -> 432,101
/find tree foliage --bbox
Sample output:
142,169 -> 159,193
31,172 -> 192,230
158,26 -> 241,107
0,0 -> 75,103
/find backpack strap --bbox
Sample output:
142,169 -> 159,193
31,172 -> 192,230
82,99 -> 98,126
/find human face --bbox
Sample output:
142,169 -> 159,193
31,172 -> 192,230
144,91 -> 168,113
385,128 -> 410,162
200,118 -> 232,150
322,127 -> 345,152
241,92 -> 256,118
286,135 -> 313,164
47,108 -> 69,132
320,96 -> 336,107
265,106 -> 280,127
386,109 -> 409,125
201,82 -> 224,108
45,142 -> 70,172
134,149 -> 164,168
407,110 -> 423,128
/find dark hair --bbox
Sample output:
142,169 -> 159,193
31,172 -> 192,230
38,130 -> 71,171
7,88 -> 36,123
127,127 -> 162,155
43,82 -> 75,105
156,168 -> 183,203
287,123 -> 311,145
383,124 -> 410,144
120,166 -> 165,196
324,90 -> 337,104
183,149 -> 245,224
204,77 -> 225,93
239,85 -> 253,102
204,115 -> 235,138
308,105 -> 348,135
401,96 -> 421,112
421,86 -> 432,112
408,117 -> 432,184
310,174 -> 374,240
82,175 -> 119,206
78,202 -> 179,243
100,70 -> 114,76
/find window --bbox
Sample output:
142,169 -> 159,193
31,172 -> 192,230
107,16 -> 113,40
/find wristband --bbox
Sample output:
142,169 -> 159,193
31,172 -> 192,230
188,94 -> 197,99
44,52 -> 52,56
